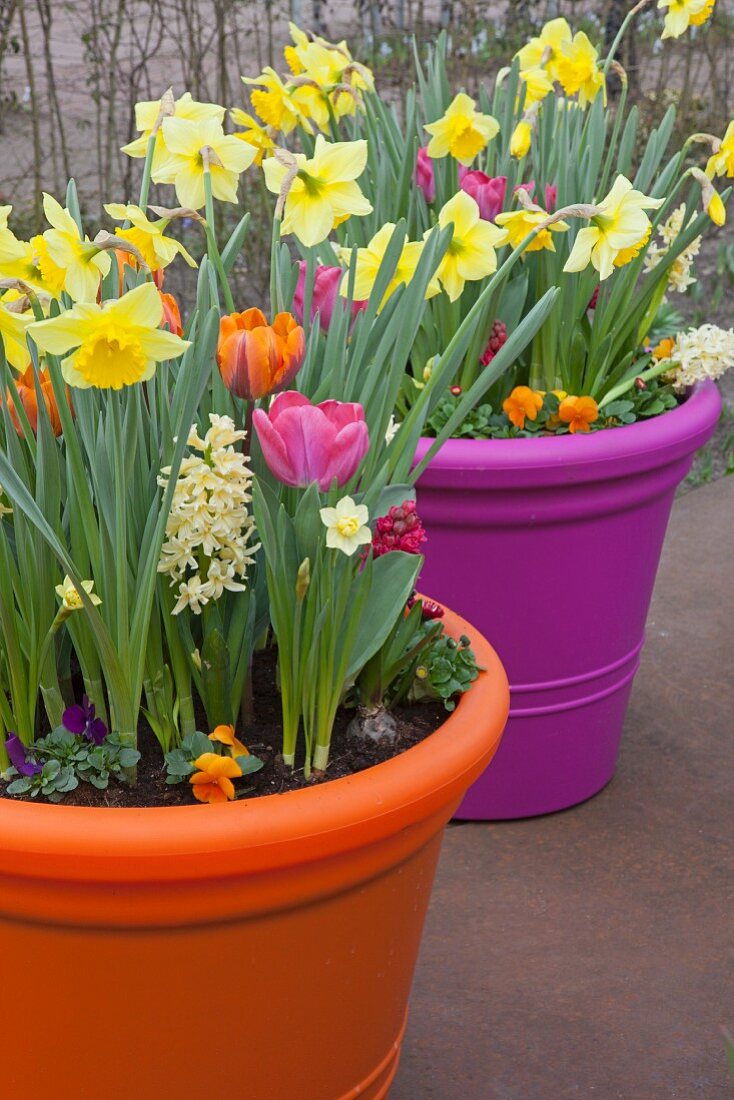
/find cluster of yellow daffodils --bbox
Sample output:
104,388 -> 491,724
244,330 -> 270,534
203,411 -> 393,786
424,93 -> 500,166
515,18 -> 605,111
122,92 -> 255,209
243,22 -> 373,138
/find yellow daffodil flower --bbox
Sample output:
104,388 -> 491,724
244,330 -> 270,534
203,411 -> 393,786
55,576 -> 102,612
319,496 -> 371,556
38,194 -> 111,303
229,108 -> 276,165
339,223 -> 437,309
286,22 -> 375,97
429,192 -> 509,302
658,0 -> 715,39
510,119 -> 533,159
152,117 -> 256,209
495,207 -> 568,253
706,121 -> 734,179
0,206 -> 26,267
262,135 -> 372,247
0,300 -> 32,370
705,188 -> 726,226
121,91 -> 225,174
516,18 -> 572,81
104,204 -> 197,270
563,175 -> 663,281
424,93 -> 500,167
519,67 -> 554,108
0,229 -> 51,297
28,282 -> 189,390
243,68 -> 309,134
555,32 -> 606,108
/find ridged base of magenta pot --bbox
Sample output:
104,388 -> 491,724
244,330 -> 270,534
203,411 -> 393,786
415,382 -> 721,820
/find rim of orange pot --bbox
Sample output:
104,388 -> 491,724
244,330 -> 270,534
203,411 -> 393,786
0,604 -> 508,882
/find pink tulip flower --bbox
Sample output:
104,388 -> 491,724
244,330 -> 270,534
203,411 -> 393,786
253,391 -> 370,491
460,171 -> 508,221
415,147 -> 435,204
293,263 -> 366,333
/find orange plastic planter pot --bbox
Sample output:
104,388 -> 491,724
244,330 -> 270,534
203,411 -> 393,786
0,608 -> 508,1100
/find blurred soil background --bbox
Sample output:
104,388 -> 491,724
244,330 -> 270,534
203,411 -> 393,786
0,0 -> 731,480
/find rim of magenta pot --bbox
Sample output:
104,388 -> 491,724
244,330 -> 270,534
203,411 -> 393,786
0,605 -> 508,883
414,381 -> 721,481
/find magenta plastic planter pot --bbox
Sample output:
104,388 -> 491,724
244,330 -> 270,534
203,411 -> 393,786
414,382 -> 721,819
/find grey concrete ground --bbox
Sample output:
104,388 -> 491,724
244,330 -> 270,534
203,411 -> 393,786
392,477 -> 734,1100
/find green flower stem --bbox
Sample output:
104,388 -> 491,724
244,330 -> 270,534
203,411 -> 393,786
599,359 -> 674,408
137,131 -> 158,212
603,0 -> 654,74
270,216 -> 284,316
203,168 -> 236,314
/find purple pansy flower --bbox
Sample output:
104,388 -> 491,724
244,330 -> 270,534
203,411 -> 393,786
62,696 -> 107,745
5,733 -> 42,776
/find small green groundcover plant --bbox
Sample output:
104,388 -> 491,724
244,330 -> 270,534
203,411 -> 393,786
0,0 -> 732,805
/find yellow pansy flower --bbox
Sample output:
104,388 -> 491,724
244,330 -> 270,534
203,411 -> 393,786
0,299 -> 32,370
121,91 -> 225,174
339,223 -> 437,309
104,204 -> 197,270
229,108 -> 276,165
555,32 -> 606,108
516,18 -> 572,81
39,194 -> 110,303
563,175 -> 663,281
429,191 -> 509,302
706,121 -> 734,179
262,135 -> 372,247
28,282 -> 189,390
658,0 -> 715,39
495,207 -> 568,253
152,117 -> 256,209
424,92 -> 500,167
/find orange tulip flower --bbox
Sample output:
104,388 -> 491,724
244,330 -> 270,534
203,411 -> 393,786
208,724 -> 249,758
558,395 -> 599,434
189,752 -> 242,804
7,364 -> 71,438
217,308 -> 305,401
160,291 -> 183,336
502,385 -> 544,430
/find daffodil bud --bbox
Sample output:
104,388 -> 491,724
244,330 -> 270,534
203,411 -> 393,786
296,558 -> 311,602
692,167 -> 727,227
510,120 -> 532,160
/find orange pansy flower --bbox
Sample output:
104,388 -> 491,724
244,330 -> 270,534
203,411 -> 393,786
652,336 -> 675,361
558,395 -> 599,434
208,724 -> 249,758
502,385 -> 544,430
7,364 -> 72,438
189,752 -> 242,804
217,308 -> 305,401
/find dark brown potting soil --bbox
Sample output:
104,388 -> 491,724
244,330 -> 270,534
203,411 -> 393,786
0,647 -> 447,808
